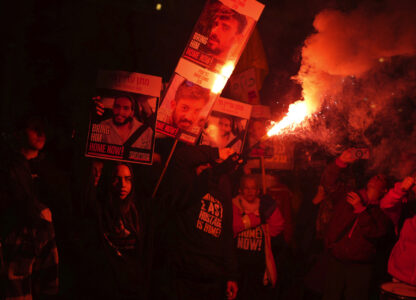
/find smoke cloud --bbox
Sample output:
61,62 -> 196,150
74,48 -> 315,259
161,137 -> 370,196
292,0 -> 416,178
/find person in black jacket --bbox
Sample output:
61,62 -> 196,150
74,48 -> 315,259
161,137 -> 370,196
322,149 -> 394,300
157,144 -> 239,300
78,162 -> 152,300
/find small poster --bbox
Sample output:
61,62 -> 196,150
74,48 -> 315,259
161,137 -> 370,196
250,104 -> 271,119
182,0 -> 263,74
156,74 -> 217,144
245,105 -> 272,157
246,138 -> 294,170
247,118 -> 274,158
85,70 -> 162,164
200,97 -> 251,153
228,67 -> 260,104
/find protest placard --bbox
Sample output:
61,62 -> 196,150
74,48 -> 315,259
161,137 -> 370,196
182,0 -> 263,74
228,67 -> 260,104
86,70 -> 161,164
200,97 -> 251,153
156,73 -> 217,144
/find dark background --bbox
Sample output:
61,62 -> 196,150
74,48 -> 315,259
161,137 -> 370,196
5,0 -> 413,177
0,0 -> 366,134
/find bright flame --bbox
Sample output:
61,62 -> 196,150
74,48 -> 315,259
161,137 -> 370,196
220,62 -> 235,78
211,62 -> 235,94
267,101 -> 309,136
211,75 -> 227,94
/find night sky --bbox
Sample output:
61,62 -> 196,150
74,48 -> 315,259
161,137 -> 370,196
0,0 -> 351,129
1,0 -> 415,176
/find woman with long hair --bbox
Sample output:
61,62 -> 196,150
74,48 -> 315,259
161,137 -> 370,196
82,162 -> 151,300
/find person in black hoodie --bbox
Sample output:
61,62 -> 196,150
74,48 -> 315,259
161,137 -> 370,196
0,147 -> 59,299
322,149 -> 394,300
157,144 -> 239,300
78,162 -> 152,299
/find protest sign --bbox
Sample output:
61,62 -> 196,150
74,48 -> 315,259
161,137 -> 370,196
156,0 -> 264,144
156,73 -> 217,144
246,138 -> 294,170
200,97 -> 251,153
86,70 -> 161,164
228,67 -> 260,104
183,0 -> 263,74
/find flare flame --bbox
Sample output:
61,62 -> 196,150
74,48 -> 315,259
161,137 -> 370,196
267,100 -> 310,137
211,62 -> 235,94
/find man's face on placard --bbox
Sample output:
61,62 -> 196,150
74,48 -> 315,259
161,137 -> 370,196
112,97 -> 134,126
218,117 -> 232,137
172,97 -> 206,130
250,120 -> 266,141
206,16 -> 240,58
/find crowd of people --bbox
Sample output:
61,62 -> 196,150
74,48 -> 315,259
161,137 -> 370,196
0,114 -> 415,300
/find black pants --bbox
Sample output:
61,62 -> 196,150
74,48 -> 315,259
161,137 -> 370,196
323,256 -> 374,300
236,270 -> 274,300
173,276 -> 226,300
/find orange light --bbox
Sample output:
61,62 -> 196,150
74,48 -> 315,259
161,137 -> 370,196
211,62 -> 235,94
267,101 -> 308,136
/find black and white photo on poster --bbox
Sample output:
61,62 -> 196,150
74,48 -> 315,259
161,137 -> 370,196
156,73 -> 217,144
200,97 -> 251,153
86,70 -> 161,164
183,0 -> 263,74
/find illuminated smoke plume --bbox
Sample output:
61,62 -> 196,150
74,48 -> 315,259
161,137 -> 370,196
292,0 -> 416,178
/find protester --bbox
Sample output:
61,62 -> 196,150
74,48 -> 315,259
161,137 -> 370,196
232,175 -> 284,300
76,162 -> 152,299
388,215 -> 416,286
268,173 -> 294,247
315,148 -> 357,239
322,148 -> 395,300
156,144 -> 239,300
385,174 -> 416,285
245,119 -> 273,157
0,152 -> 59,299
91,159 -> 104,188
380,174 -> 415,233
11,115 -> 73,268
76,159 -> 105,218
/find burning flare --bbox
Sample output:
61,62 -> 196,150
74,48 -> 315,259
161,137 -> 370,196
267,100 -> 309,136
211,62 -> 235,94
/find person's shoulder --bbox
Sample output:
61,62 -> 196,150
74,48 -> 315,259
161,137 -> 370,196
232,195 -> 243,210
131,118 -> 142,127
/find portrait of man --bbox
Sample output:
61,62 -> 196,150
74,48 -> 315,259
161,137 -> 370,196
201,114 -> 244,152
247,118 -> 273,157
204,4 -> 248,62
98,95 -> 153,149
159,79 -> 211,132
171,80 -> 210,131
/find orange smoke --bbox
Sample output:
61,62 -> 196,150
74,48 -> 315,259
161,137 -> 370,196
296,1 -> 416,114
268,0 -> 416,138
